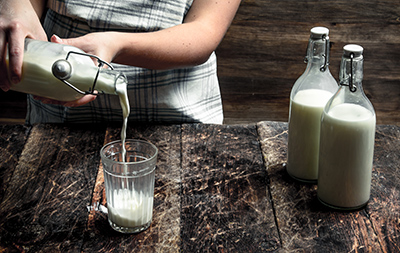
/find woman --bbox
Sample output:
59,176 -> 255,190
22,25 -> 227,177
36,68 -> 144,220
0,0 -> 240,124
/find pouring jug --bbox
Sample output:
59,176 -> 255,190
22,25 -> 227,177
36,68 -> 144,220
8,39 -> 126,101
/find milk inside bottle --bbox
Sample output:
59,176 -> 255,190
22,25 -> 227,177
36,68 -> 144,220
287,27 -> 338,183
317,44 -> 376,210
8,39 -> 149,223
8,39 -> 124,101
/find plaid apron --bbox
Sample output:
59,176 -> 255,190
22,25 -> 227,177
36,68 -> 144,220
27,0 -> 223,124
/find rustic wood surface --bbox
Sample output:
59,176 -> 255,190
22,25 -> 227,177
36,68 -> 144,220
180,124 -> 279,251
81,124 -> 182,252
0,125 -> 31,204
0,122 -> 399,252
257,121 -> 400,252
0,124 -> 106,252
1,0 -> 399,126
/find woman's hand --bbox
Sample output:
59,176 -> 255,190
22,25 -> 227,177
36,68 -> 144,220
50,33 -> 117,66
33,0 -> 241,107
0,0 -> 47,91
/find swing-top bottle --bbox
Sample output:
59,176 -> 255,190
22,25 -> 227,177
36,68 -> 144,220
8,39 -> 127,101
317,44 -> 376,210
287,27 -> 338,183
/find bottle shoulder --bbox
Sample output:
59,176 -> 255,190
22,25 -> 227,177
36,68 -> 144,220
324,86 -> 375,116
291,67 -> 338,98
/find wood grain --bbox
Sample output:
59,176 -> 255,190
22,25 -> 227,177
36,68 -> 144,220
257,121 -> 400,252
0,122 -> 399,252
368,125 -> 400,252
180,123 -> 280,252
0,124 -> 106,252
0,125 -> 31,204
81,124 -> 182,253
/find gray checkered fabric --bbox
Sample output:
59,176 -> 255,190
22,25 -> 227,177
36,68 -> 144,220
26,0 -> 223,124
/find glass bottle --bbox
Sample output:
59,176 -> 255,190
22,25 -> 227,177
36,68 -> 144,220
8,39 -> 127,101
317,44 -> 376,210
287,27 -> 338,183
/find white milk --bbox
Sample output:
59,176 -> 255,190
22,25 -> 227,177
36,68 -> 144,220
13,52 -> 131,163
287,89 -> 334,181
107,189 -> 153,228
10,54 -> 117,101
318,103 -> 376,209
116,82 -> 130,162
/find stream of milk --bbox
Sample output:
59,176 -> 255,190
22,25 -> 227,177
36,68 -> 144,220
112,80 -> 153,229
116,81 -> 130,162
11,49 -> 150,227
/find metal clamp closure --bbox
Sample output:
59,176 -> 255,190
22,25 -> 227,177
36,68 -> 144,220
339,53 -> 357,92
319,34 -> 329,72
52,51 -> 114,96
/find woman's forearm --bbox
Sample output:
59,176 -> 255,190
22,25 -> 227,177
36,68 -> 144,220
111,25 -> 220,70
50,0 -> 240,70
30,0 -> 47,21
111,0 -> 241,70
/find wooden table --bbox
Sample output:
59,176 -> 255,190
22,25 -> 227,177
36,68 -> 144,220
0,122 -> 399,252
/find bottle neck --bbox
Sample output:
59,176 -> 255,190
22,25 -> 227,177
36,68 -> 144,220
305,36 -> 330,72
327,50 -> 374,115
339,54 -> 364,92
94,69 -> 125,95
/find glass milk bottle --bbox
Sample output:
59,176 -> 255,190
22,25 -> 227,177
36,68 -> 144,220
318,44 -> 376,210
8,39 -> 127,101
287,27 -> 338,183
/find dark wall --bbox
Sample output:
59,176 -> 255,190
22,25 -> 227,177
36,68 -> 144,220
217,0 -> 400,125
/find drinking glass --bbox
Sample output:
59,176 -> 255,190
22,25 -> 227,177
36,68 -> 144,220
100,139 -> 158,233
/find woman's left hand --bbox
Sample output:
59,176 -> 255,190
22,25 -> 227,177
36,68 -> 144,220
50,33 -> 117,65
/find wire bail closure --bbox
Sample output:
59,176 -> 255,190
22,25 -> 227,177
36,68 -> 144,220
52,51 -> 114,96
349,53 -> 357,92
339,52 -> 357,92
303,34 -> 329,72
319,34 -> 329,72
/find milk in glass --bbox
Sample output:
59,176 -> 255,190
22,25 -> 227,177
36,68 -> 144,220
107,188 -> 153,228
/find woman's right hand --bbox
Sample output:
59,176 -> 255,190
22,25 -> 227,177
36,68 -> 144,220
0,0 -> 47,91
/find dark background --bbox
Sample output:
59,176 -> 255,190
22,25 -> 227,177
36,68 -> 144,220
1,0 -> 399,125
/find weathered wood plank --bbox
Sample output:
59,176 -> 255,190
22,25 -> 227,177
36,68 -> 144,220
257,121 -> 383,252
180,123 -> 280,252
81,124 -> 182,253
0,125 -> 31,204
0,124 -> 106,252
367,125 -> 400,252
